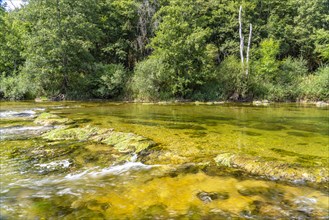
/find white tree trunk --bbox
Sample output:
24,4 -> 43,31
239,6 -> 244,68
246,23 -> 252,76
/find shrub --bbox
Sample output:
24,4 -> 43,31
132,58 -> 172,101
215,56 -> 246,100
91,63 -> 128,99
278,57 -> 307,84
0,71 -> 36,100
298,66 -> 329,101
251,57 -> 308,101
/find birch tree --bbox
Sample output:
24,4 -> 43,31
238,5 -> 252,76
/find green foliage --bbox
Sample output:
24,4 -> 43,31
132,58 -> 171,101
148,0 -> 221,98
96,0 -> 139,67
0,0 -> 328,101
0,71 -> 35,100
20,0 -> 102,98
0,10 -> 25,76
255,38 -> 280,77
92,63 -> 128,99
278,57 -> 307,83
298,67 -> 329,101
314,29 -> 329,62
215,56 -> 245,100
292,0 -> 329,67
251,57 -> 308,101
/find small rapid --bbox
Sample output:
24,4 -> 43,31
0,126 -> 54,140
0,108 -> 45,119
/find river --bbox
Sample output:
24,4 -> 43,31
0,101 -> 328,219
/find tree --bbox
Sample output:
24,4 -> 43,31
292,0 -> 329,68
21,0 -> 102,98
255,38 -> 280,78
0,9 -> 25,76
148,0 -> 217,98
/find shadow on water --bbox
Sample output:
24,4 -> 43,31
165,124 -> 206,130
233,130 -> 262,136
249,123 -> 286,131
74,118 -> 92,124
270,148 -> 328,166
287,131 -> 313,137
120,119 -> 209,130
184,131 -> 208,138
120,119 -> 160,127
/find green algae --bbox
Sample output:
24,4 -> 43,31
42,125 -> 156,155
233,130 -> 262,136
43,126 -> 99,141
34,112 -> 74,126
214,153 -> 329,184
287,131 -> 313,137
101,131 -> 156,153
270,148 -> 328,167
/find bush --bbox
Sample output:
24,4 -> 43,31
215,56 -> 246,100
91,63 -> 128,99
278,57 -> 307,84
132,58 -> 172,101
251,57 -> 308,101
0,71 -> 36,100
298,66 -> 329,101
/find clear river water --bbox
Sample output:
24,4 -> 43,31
0,101 -> 328,219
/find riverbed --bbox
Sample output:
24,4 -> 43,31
0,101 -> 328,219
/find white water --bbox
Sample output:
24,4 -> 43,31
0,108 -> 45,118
0,126 -> 53,140
34,159 -> 72,170
65,161 -> 154,180
2,155 -> 158,196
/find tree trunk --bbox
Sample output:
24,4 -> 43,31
239,6 -> 244,69
246,23 -> 252,76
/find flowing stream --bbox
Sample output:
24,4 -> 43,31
0,101 -> 328,219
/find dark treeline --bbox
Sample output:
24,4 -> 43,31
0,0 -> 328,101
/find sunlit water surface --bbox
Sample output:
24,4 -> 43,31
0,102 -> 328,219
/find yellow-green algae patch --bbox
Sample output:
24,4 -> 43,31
42,126 -> 100,141
66,172 -> 328,219
214,153 -> 329,184
42,126 -> 156,154
34,112 -> 74,126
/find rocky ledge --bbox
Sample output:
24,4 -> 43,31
43,126 -> 156,154
215,153 -> 329,184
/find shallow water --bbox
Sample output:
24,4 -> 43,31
0,101 -> 328,219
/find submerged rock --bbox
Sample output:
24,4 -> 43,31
0,126 -> 53,140
197,191 -> 229,203
315,101 -> 329,107
34,113 -> 73,126
101,132 -> 156,153
252,100 -> 270,106
214,153 -> 329,184
43,126 -> 156,155
42,126 -> 100,141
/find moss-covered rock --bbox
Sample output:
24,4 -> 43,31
42,126 -> 99,140
42,124 -> 156,158
34,113 -> 73,126
214,153 -> 329,184
101,132 -> 156,153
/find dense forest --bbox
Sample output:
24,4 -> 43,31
0,0 -> 328,101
